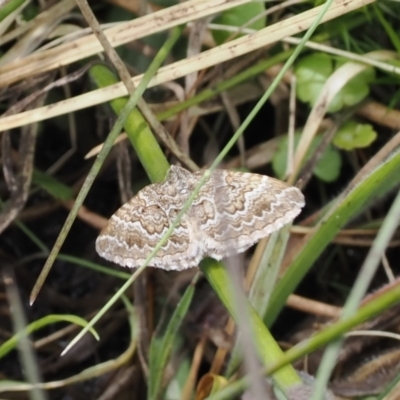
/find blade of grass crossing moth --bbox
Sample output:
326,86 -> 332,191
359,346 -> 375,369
61,169 -> 215,355
68,1 -> 333,393
29,25 -> 183,304
197,1 -> 336,394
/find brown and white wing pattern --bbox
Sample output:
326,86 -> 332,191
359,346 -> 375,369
96,165 -> 305,270
190,169 -> 305,260
96,167 -> 201,271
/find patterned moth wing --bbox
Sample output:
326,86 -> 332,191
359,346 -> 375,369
96,166 -> 203,270
96,165 -> 305,270
190,169 -> 305,260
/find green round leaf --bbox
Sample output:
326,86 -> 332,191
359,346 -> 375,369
333,121 -> 377,150
295,53 -> 375,113
314,144 -> 341,182
329,67 -> 375,113
295,53 -> 333,105
211,3 -> 266,44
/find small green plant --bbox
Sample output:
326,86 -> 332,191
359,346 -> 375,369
295,53 -> 375,112
333,120 -> 377,150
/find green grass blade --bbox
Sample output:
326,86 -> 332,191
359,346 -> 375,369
12,219 -> 49,253
32,169 -> 73,200
0,296 -> 138,393
268,280 -> 400,375
249,226 -> 291,315
148,273 -> 199,400
311,179 -> 400,399
200,258 -> 301,391
31,26 -> 182,304
226,227 -> 292,376
0,0 -> 26,22
89,64 -> 170,183
57,253 -> 131,280
265,150 -> 400,327
0,314 -> 99,359
207,280 -> 400,400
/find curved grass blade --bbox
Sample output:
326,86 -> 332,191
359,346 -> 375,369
311,178 -> 400,399
0,295 -> 138,393
0,314 -> 99,359
266,149 -> 400,327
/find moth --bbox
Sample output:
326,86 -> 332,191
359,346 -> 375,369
96,165 -> 305,270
